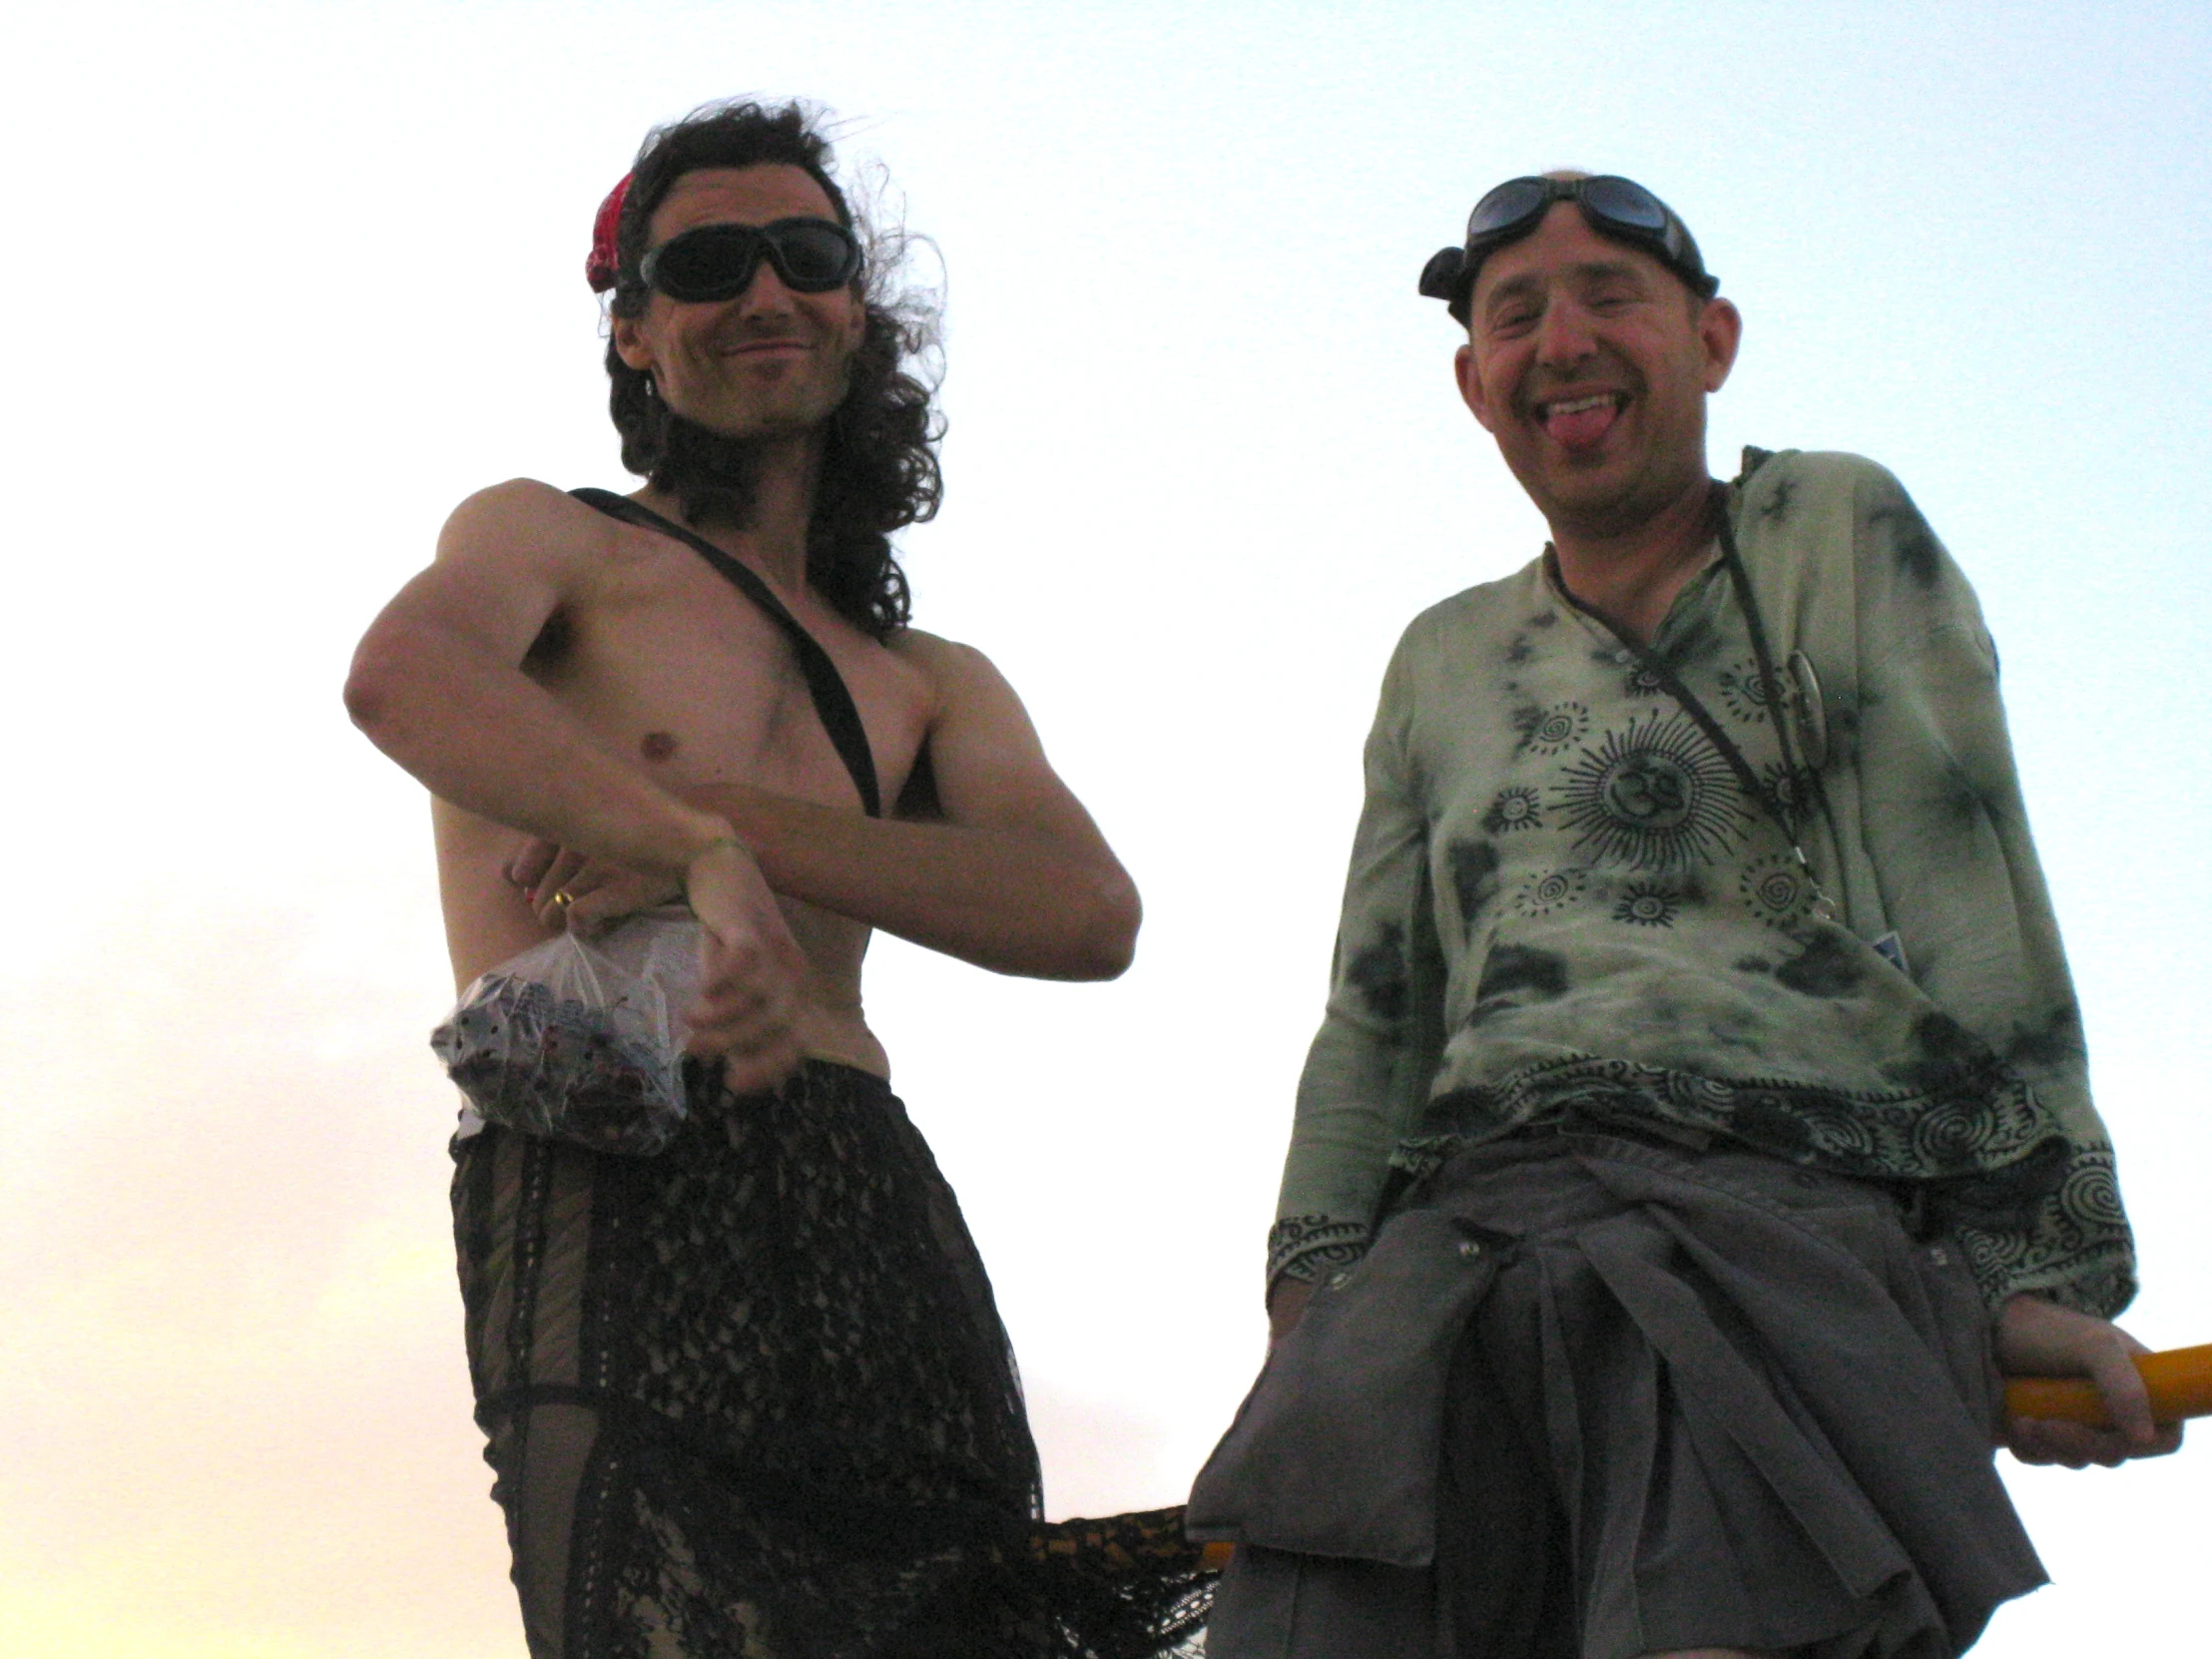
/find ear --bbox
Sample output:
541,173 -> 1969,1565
612,312 -> 657,374
1454,341 -> 1497,432
1697,296 -> 1743,392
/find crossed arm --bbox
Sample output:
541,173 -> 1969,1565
348,482 -> 738,877
512,627 -> 1140,982
347,480 -> 1138,1090
347,481 -> 823,1086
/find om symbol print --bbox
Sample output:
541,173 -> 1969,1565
1556,712 -> 1744,873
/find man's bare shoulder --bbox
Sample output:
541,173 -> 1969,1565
883,627 -> 1020,720
435,477 -> 627,576
884,626 -> 1006,684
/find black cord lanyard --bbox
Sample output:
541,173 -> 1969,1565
1549,488 -> 1837,922
568,488 -> 882,819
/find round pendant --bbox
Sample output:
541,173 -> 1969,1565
1787,649 -> 1830,771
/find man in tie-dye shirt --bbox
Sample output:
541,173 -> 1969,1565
1193,174 -> 2179,1659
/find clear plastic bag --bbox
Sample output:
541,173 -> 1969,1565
430,906 -> 703,1155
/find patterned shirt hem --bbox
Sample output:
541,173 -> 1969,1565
1266,1215 -> 1373,1296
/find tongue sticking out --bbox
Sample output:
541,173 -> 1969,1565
1544,396 -> 1621,453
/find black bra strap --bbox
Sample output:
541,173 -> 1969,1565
569,488 -> 881,818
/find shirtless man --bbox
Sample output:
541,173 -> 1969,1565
345,100 -> 1205,1659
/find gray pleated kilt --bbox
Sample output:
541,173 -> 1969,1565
1189,1132 -> 2046,1659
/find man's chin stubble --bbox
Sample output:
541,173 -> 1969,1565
1544,463 -> 1708,546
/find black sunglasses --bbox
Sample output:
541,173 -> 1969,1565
1418,176 -> 1717,324
640,217 -> 864,303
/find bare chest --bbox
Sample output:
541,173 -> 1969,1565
534,539 -> 929,809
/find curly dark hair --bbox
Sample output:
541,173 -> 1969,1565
604,100 -> 939,638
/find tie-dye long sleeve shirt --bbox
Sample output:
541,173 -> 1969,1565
1271,449 -> 2133,1317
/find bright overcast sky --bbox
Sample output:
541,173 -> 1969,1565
3,3 -> 2207,1656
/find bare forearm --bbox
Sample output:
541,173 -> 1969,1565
695,783 -> 1139,979
346,618 -> 725,874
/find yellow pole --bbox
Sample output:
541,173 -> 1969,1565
2002,1344 -> 2212,1427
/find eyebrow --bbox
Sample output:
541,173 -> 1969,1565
1480,259 -> 1652,320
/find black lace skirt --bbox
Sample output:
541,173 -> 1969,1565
453,1059 -> 1211,1658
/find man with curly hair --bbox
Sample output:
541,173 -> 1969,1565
347,101 -> 1208,1658
1191,173 -> 2178,1658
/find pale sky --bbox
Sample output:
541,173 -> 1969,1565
3,3 -> 2207,1655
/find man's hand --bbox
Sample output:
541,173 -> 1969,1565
508,831 -> 805,1093
507,838 -> 681,933
1996,1293 -> 2185,1467
681,838 -> 807,1095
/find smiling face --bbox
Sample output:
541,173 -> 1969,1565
613,164 -> 866,443
1453,201 -> 1740,541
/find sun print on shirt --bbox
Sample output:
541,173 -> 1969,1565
1514,701 -> 1591,757
1760,760 -> 1808,818
1513,867 -> 1589,917
1612,880 -> 1680,927
1740,850 -> 1815,928
1717,658 -> 1780,725
1482,787 -> 1544,834
1553,712 -> 1746,874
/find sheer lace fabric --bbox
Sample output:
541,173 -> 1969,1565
454,1060 -> 1211,1657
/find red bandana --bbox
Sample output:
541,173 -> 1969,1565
586,173 -> 631,292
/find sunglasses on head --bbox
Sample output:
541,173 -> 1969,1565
640,217 -> 864,303
1419,175 -> 1717,324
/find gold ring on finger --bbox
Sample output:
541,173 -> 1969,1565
551,889 -> 575,910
